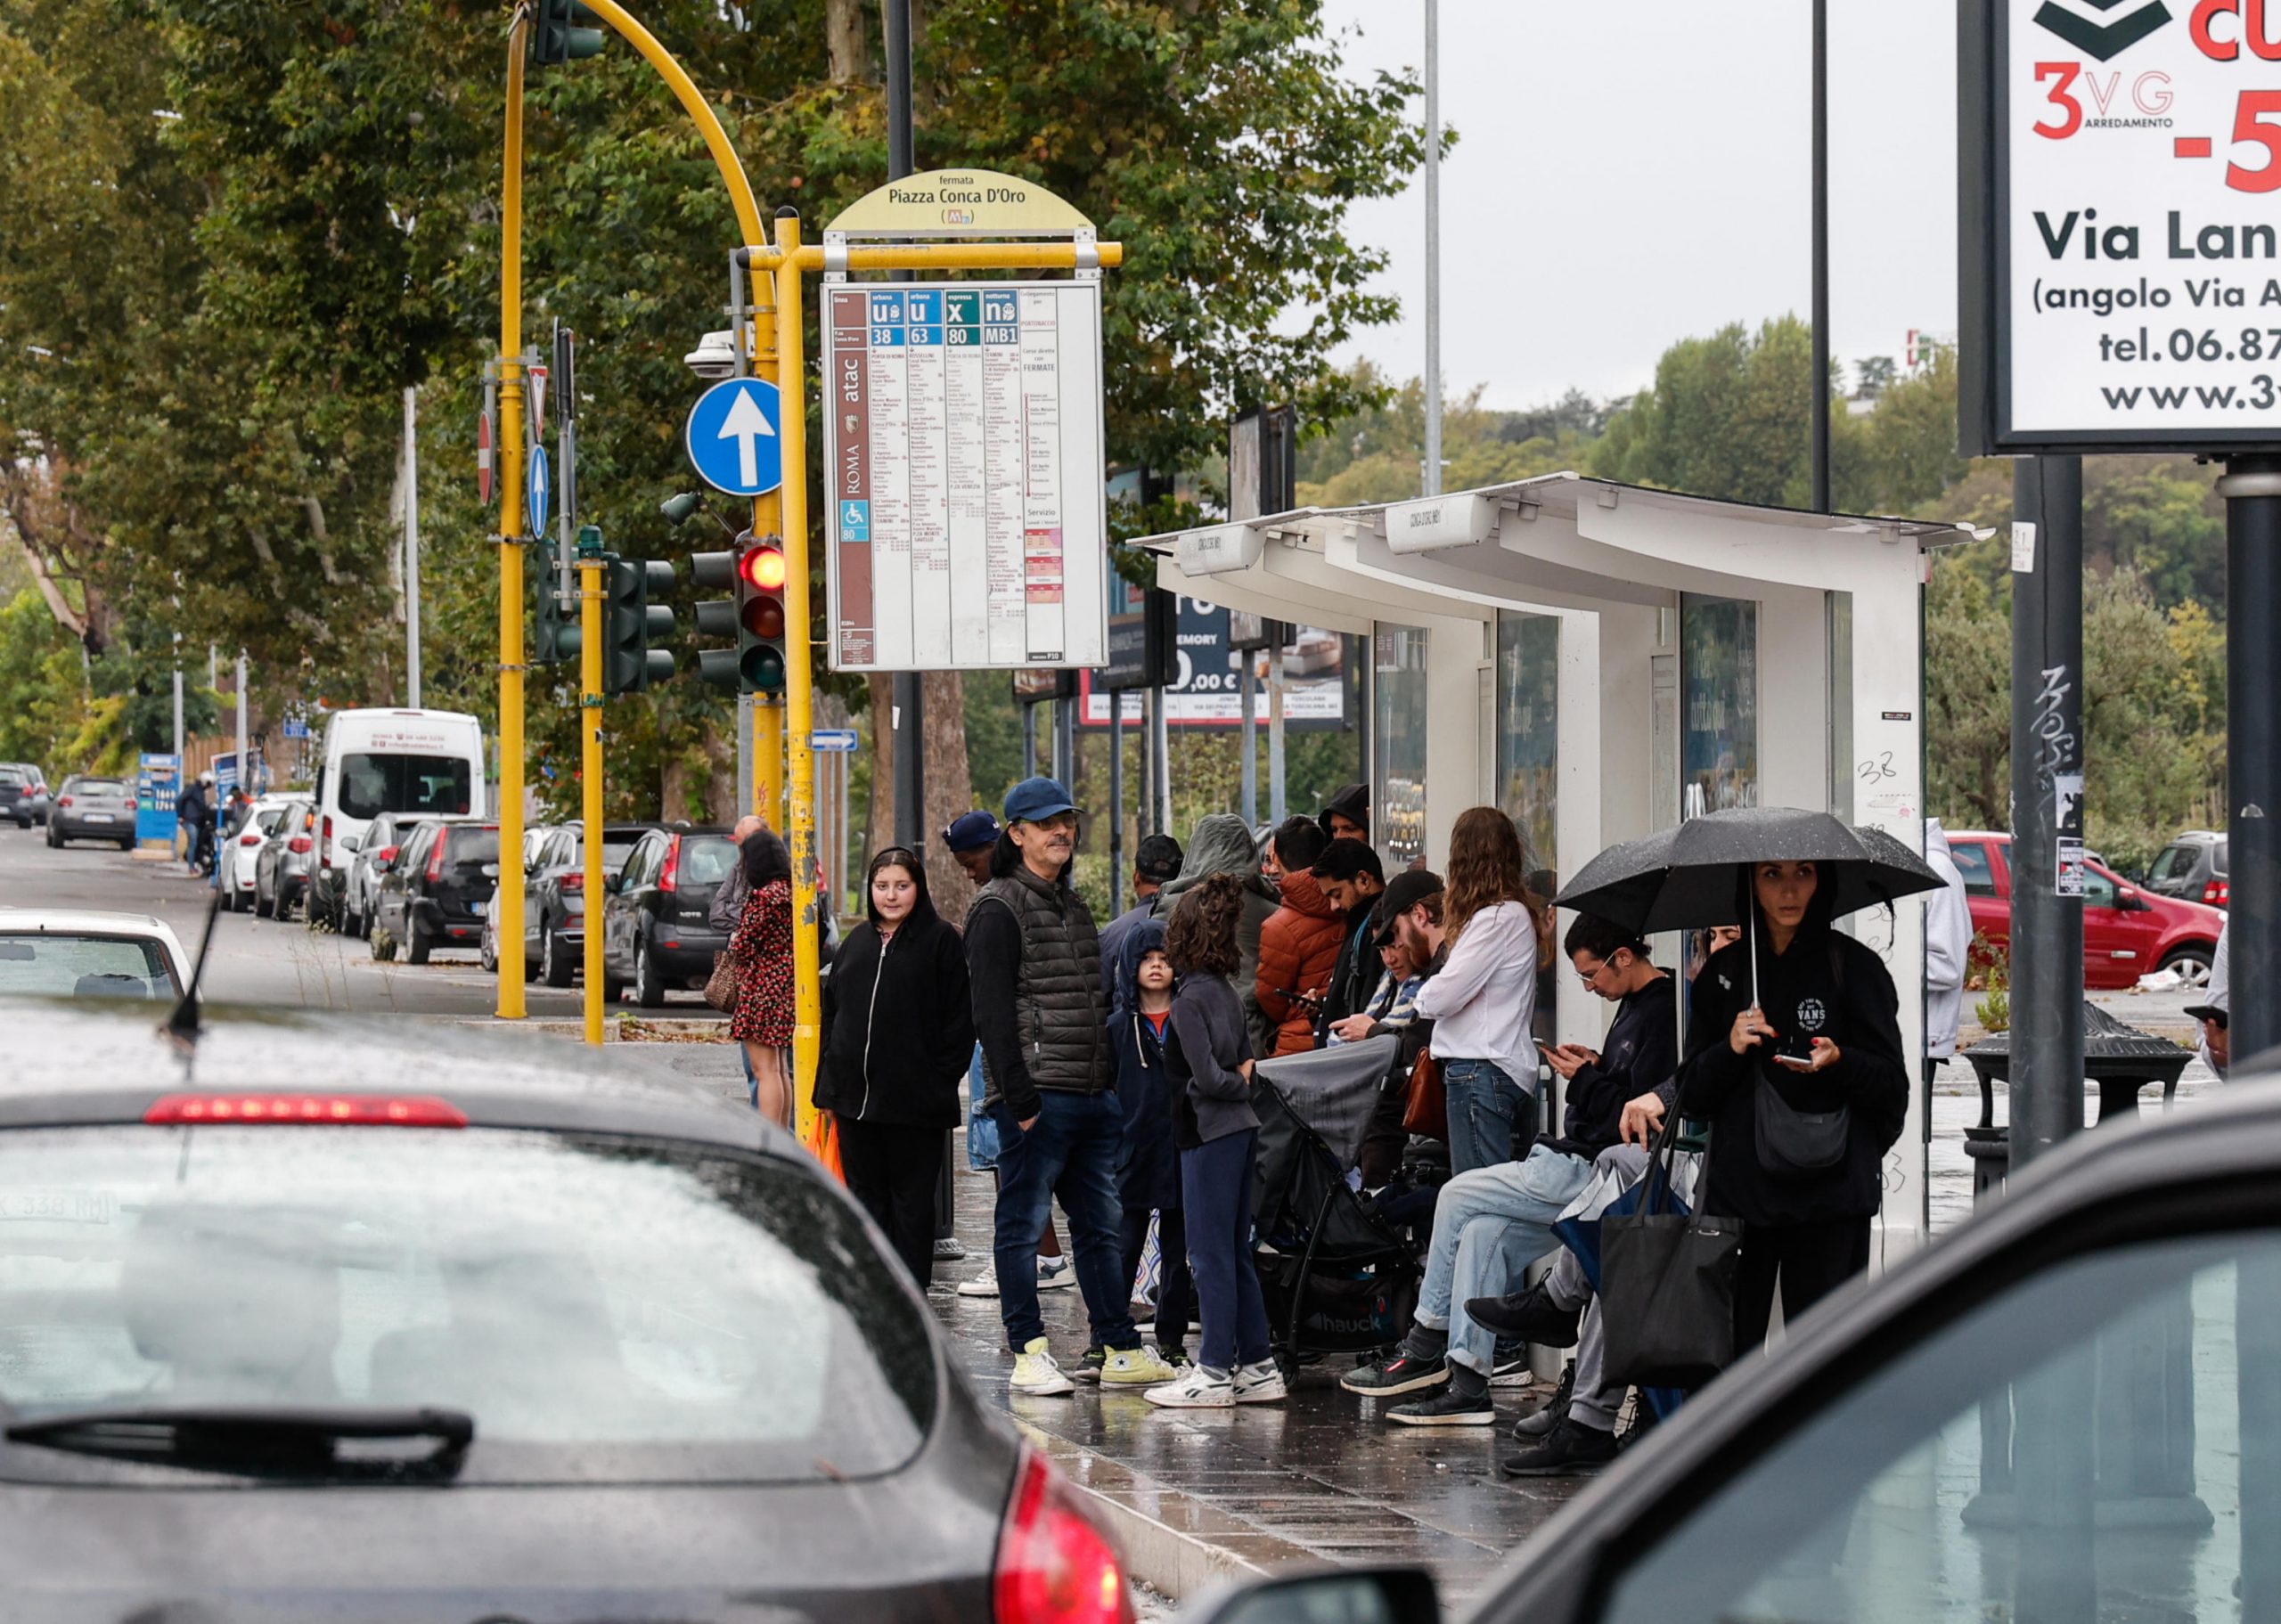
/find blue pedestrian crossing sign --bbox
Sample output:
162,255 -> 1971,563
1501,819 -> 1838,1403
527,445 -> 552,536
685,377 -> 782,496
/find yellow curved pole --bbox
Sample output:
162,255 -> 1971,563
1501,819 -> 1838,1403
576,0 -> 764,252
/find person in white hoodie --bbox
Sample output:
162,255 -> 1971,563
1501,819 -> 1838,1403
1922,820 -> 1974,1137
1415,807 -> 1540,1175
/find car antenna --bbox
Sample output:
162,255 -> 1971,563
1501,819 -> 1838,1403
163,886 -> 226,1046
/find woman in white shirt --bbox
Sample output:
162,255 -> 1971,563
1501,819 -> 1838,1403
1416,807 -> 1540,1173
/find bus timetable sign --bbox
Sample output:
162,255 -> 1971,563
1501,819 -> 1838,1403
1961,0 -> 2281,452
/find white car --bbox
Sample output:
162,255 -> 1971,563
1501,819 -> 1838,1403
0,910 -> 190,1001
216,795 -> 300,913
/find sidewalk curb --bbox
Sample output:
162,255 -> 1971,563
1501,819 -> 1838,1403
1012,1420 -> 1317,1601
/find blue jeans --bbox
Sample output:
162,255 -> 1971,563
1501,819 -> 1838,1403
1414,1145 -> 1594,1375
1181,1130 -> 1271,1372
1442,1057 -> 1534,1176
989,1090 -> 1136,1352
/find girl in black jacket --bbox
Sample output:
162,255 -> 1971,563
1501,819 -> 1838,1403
815,848 -> 975,1285
1676,860 -> 1908,1353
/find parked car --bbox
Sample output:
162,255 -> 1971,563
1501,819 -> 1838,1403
1946,829 -> 2222,988
477,823 -> 563,974
0,1000 -> 1116,1621
370,820 -> 501,966
0,764 -> 51,829
0,910 -> 188,1000
1200,1061 -> 2281,1624
601,825 -> 737,1008
2143,828 -> 2228,909
44,775 -> 135,851
252,800 -> 318,922
340,810 -> 466,940
515,822 -> 659,988
215,795 -> 298,911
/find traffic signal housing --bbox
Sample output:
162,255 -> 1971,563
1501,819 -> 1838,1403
529,0 -> 605,66
531,541 -> 576,665
603,551 -> 675,697
737,534 -> 788,697
691,549 -> 742,691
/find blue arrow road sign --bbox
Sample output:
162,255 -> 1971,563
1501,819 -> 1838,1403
685,377 -> 782,496
810,729 -> 859,753
527,445 -> 552,536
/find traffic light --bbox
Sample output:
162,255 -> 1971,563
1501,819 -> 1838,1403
529,0 -> 605,66
531,540 -> 577,665
603,548 -> 676,697
736,533 -> 789,696
691,549 -> 742,691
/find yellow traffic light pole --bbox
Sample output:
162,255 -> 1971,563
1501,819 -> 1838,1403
745,225 -> 1124,1156
497,0 -> 770,1041
579,546 -> 605,1046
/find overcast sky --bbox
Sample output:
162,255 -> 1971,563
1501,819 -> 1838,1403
1316,0 -> 1960,412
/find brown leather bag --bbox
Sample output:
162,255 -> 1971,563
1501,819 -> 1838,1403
703,949 -> 743,1014
1402,1049 -> 1447,1141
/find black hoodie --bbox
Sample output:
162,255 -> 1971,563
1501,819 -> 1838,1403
813,870 -> 975,1129
1677,897 -> 1909,1227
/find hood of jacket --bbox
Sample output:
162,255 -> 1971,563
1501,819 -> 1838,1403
1157,813 -> 1276,903
1109,916 -> 1171,1020
1316,781 -> 1369,838
1271,863 -> 1342,923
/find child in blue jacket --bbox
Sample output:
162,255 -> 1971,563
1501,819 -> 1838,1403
1109,918 -> 1191,1368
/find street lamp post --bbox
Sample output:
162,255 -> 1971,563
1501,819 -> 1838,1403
1422,0 -> 1442,500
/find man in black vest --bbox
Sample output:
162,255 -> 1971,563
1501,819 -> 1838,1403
969,777 -> 1174,1396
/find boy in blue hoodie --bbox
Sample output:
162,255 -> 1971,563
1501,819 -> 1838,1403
1109,918 -> 1191,1369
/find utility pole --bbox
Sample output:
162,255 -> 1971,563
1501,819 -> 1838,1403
2222,453 -> 2281,1065
884,0 -> 925,845
2007,456 -> 2086,1171
1422,0 -> 1442,500
1108,689 -> 1125,914
405,385 -> 423,706
234,653 -> 249,790
1810,0 -> 1831,513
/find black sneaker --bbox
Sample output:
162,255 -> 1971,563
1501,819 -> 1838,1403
1500,1416 -> 1617,1476
1615,1399 -> 1659,1451
1512,1361 -> 1574,1441
1488,1351 -> 1533,1389
1074,1346 -> 1105,1384
1386,1387 -> 1496,1427
1339,1350 -> 1449,1397
1466,1285 -> 1582,1348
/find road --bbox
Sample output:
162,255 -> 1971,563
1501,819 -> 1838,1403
0,822 -> 730,1023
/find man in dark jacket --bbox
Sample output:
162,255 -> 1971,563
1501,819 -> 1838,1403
1342,914 -> 1675,1432
969,777 -> 1173,1396
1317,781 -> 1369,844
1311,838 -> 1386,1041
1099,831 -> 1182,989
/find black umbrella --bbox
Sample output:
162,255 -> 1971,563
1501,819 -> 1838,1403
1555,806 -> 1944,1001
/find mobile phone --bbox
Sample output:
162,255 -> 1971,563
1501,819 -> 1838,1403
1771,1051 -> 1816,1072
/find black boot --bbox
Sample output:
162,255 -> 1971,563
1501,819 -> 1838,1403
1465,1283 -> 1582,1347
1500,1416 -> 1617,1477
1511,1359 -> 1574,1440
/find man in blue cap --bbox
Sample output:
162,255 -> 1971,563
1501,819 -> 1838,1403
967,777 -> 1173,1395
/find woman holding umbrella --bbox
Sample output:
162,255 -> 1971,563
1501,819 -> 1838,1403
1677,857 -> 1909,1351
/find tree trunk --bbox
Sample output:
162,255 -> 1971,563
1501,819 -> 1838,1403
922,668 -> 975,916
827,0 -> 867,81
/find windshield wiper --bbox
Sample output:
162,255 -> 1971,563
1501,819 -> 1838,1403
4,1404 -> 474,1480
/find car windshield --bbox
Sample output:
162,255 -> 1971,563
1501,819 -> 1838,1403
602,835 -> 644,872
0,769 -> 22,786
678,836 -> 735,887
2150,843 -> 2202,883
0,934 -> 176,999
336,753 -> 473,821
444,828 -> 501,866
75,780 -> 128,799
0,1127 -> 935,1486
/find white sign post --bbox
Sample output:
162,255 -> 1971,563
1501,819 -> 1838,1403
1964,0 -> 2281,450
820,282 -> 1109,671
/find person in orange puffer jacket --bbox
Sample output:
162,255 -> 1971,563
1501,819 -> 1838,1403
1255,816 -> 1346,1057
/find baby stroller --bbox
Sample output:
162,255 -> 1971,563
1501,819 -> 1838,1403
1249,1035 -> 1423,1368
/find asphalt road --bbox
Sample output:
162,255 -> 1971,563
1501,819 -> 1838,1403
0,821 -> 731,1024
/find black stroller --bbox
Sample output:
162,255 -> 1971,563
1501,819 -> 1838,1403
1248,1035 -> 1423,1368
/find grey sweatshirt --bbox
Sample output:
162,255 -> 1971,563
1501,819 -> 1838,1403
1165,972 -> 1259,1148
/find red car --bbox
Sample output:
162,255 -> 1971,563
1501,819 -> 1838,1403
1946,830 -> 2223,990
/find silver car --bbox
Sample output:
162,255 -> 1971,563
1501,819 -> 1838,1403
45,776 -> 135,850
252,800 -> 317,922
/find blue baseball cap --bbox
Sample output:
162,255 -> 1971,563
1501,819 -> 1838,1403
1003,776 -> 1080,825
942,810 -> 1001,854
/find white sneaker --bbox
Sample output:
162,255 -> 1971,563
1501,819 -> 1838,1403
1035,1255 -> 1076,1291
1233,1359 -> 1288,1404
1144,1365 -> 1235,1408
956,1265 -> 1000,1299
1100,1345 -> 1176,1386
1010,1337 -> 1076,1396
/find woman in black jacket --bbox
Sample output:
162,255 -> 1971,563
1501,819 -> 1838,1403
815,847 -> 975,1285
1676,859 -> 1908,1354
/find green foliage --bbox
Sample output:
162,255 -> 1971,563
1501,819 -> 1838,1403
1971,929 -> 2009,1032
1925,551 -> 2012,831
0,589 -> 86,767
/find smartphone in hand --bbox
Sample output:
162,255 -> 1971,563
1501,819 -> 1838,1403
1770,1052 -> 1817,1072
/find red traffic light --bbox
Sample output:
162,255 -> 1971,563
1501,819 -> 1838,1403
739,545 -> 787,592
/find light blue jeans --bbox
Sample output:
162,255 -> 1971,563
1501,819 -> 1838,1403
1441,1057 -> 1533,1176
1413,1145 -> 1595,1376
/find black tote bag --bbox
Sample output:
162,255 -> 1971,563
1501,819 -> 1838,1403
1600,1106 -> 1745,1389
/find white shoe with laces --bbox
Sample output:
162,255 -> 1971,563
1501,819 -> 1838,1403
1034,1255 -> 1075,1291
1010,1337 -> 1076,1396
1232,1359 -> 1288,1404
1143,1365 -> 1236,1408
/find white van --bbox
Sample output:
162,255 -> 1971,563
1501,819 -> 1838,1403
311,708 -> 487,927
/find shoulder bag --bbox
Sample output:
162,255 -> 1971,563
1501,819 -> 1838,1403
1600,1102 -> 1744,1388
1400,1047 -> 1447,1141
703,946 -> 743,1014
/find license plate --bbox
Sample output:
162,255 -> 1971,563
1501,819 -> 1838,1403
470,901 -> 486,918
83,813 -> 112,823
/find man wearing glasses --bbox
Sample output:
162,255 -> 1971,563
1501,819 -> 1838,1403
967,777 -> 1173,1396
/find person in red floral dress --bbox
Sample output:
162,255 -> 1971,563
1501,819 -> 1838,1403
728,828 -> 797,1125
